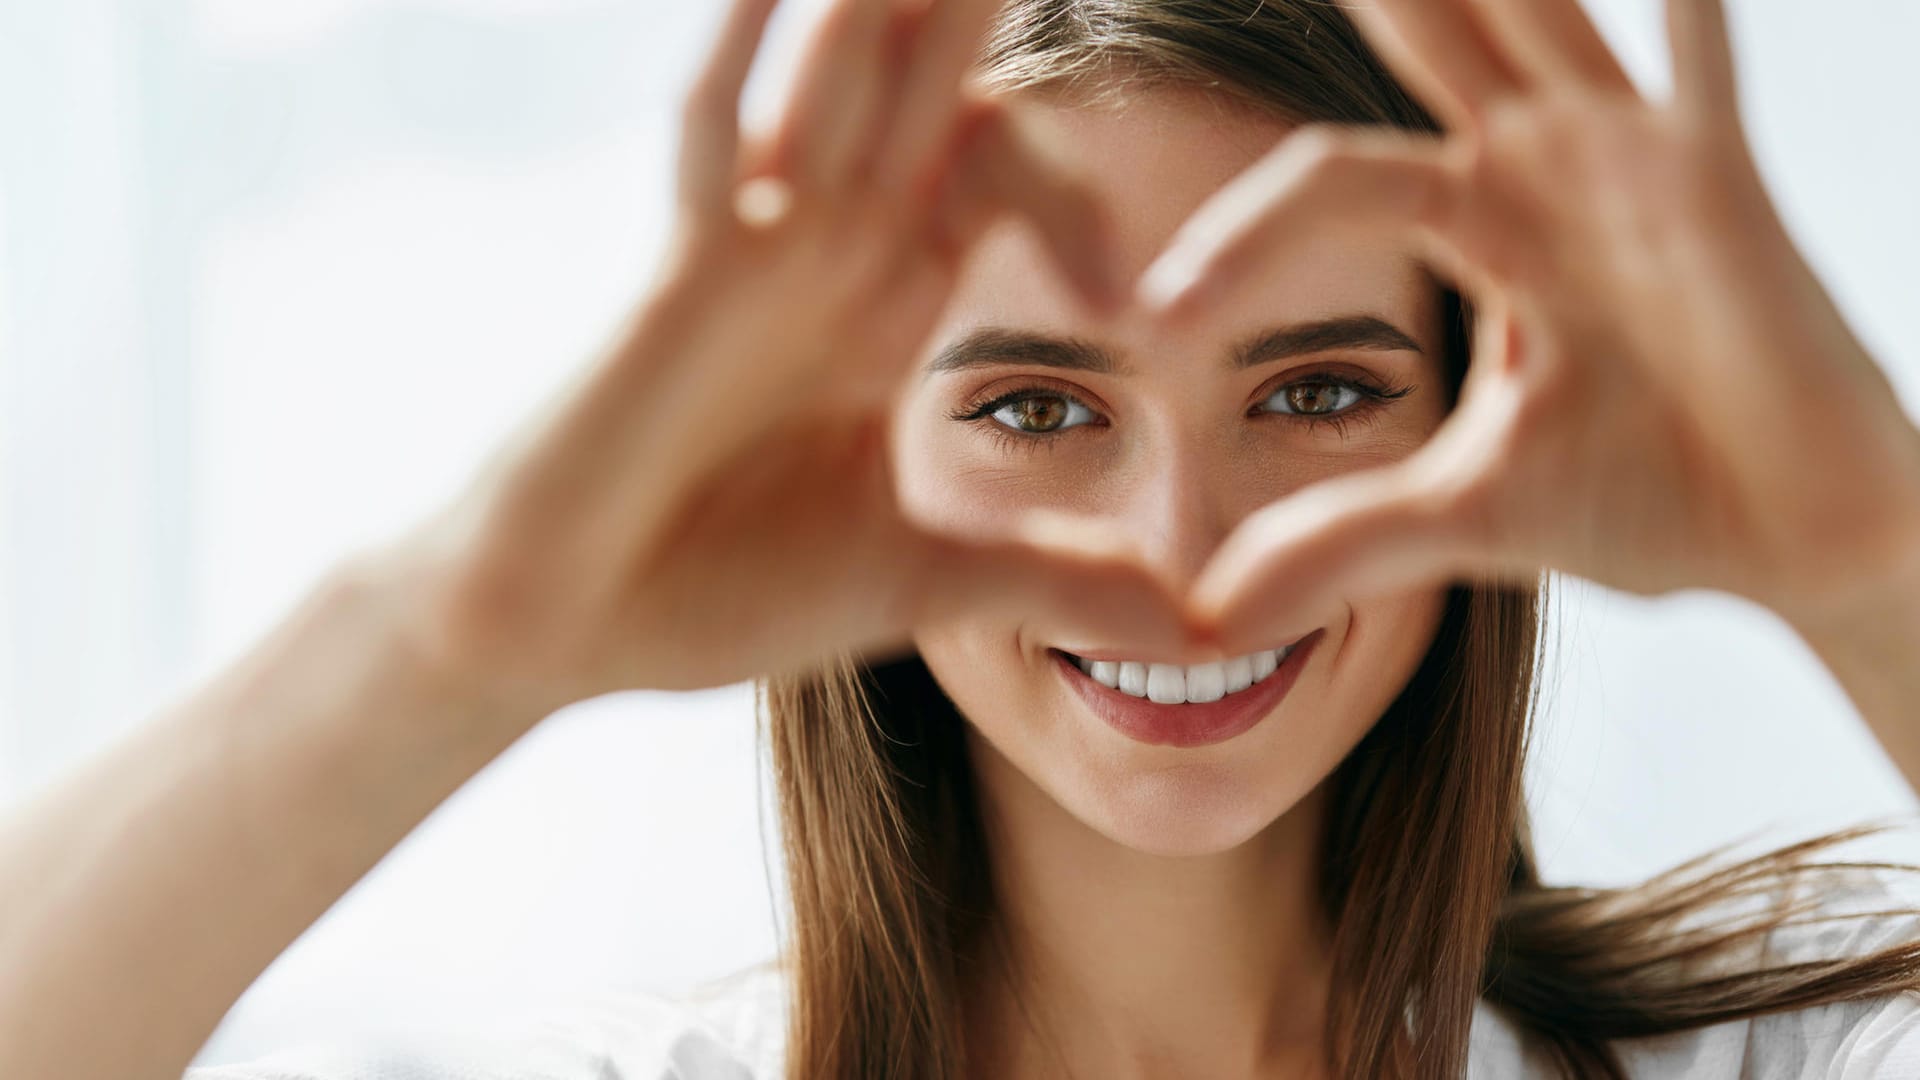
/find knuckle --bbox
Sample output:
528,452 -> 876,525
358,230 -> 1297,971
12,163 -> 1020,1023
1424,459 -> 1499,550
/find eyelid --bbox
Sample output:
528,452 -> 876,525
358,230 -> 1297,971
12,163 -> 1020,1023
946,364 -> 1414,445
1248,360 -> 1400,404
948,376 -> 1112,426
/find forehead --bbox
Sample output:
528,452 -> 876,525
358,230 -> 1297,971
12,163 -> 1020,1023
1030,85 -> 1294,269
938,86 -> 1431,346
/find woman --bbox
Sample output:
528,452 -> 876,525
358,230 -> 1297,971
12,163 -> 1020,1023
5,0 -> 1920,1076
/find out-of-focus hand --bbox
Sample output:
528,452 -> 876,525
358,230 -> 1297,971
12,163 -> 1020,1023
378,0 -> 1193,704
1139,0 -> 1920,651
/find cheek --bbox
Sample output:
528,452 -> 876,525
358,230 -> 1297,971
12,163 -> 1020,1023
912,617 -> 1063,801
1322,585 -> 1452,747
912,614 -> 1041,717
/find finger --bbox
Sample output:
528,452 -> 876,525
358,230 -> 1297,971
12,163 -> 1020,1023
872,0 -> 1007,200
1666,0 -> 1739,122
769,0 -> 893,190
1136,128 -> 1460,328
912,510 -> 1205,661
1190,460 -> 1488,656
937,100 -> 1126,317
1353,0 -> 1526,129
677,0 -> 784,221
1465,0 -> 1637,95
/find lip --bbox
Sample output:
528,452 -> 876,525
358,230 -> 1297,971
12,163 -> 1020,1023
1061,632 -> 1314,665
1051,629 -> 1325,749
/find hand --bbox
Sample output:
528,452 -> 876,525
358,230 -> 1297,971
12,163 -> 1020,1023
377,0 -> 1192,703
1139,0 -> 1920,651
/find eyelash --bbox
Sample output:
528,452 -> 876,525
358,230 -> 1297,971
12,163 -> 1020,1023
946,371 -> 1417,452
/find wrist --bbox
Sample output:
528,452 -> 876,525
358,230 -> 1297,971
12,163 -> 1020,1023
1776,421 -> 1920,641
1781,513 -> 1920,795
1779,477 -> 1920,694
324,542 -> 568,737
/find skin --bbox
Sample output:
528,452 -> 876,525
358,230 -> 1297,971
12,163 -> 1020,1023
896,89 -> 1450,1074
2,0 -> 1919,1077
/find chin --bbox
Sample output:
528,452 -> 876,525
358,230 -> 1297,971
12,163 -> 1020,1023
962,709 -> 1330,860
1072,762 -> 1314,857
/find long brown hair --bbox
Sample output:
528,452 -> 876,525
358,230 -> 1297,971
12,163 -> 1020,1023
760,3 -> 1920,1076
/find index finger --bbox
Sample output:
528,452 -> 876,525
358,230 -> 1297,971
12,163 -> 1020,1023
872,0 -> 1009,201
677,0 -> 784,221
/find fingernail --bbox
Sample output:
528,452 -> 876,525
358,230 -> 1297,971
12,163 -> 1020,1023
732,176 -> 794,230
1138,255 -> 1205,323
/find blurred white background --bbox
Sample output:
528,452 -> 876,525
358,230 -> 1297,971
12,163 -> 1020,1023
1,0 -> 1916,1068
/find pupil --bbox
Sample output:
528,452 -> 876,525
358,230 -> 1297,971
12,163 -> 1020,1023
1018,397 -> 1068,431
1289,383 -> 1338,414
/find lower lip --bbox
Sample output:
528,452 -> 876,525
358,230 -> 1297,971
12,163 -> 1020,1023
1052,630 -> 1324,749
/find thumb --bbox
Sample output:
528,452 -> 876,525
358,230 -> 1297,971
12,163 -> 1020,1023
1192,460 -> 1483,655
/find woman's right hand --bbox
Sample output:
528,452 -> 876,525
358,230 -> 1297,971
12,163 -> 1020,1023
375,0 -> 1196,706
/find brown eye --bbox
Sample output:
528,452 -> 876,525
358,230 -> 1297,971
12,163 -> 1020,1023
989,393 -> 1095,434
1287,382 -> 1349,414
1262,379 -> 1364,418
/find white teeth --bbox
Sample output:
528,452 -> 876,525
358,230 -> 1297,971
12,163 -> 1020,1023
1251,649 -> 1278,681
1185,662 -> 1226,703
1067,644 -> 1300,705
1224,655 -> 1254,694
1146,663 -> 1186,704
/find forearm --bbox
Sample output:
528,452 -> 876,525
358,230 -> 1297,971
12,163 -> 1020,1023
0,549 -> 547,1079
1790,547 -> 1920,801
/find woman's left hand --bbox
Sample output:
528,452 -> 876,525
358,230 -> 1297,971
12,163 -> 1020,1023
1139,0 -> 1920,651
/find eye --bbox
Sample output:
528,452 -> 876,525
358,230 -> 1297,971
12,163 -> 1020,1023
1252,371 -> 1416,435
990,392 -> 1096,434
1260,379 -> 1366,417
952,388 -> 1101,436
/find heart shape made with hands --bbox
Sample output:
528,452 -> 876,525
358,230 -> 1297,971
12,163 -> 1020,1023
444,0 -> 1920,704
896,0 -> 1920,661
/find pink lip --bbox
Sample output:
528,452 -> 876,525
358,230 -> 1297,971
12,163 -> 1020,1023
1052,629 -> 1324,749
1062,632 -> 1313,665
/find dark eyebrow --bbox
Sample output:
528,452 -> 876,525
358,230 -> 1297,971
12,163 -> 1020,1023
926,315 -> 1423,377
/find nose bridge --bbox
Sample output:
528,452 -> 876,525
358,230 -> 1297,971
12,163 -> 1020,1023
1123,421 -> 1235,587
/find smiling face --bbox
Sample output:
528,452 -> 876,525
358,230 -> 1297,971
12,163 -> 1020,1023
894,87 -> 1454,857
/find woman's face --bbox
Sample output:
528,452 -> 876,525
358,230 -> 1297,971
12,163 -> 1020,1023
895,87 -> 1451,857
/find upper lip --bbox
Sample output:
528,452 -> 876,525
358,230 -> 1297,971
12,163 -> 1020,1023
1053,631 -> 1316,665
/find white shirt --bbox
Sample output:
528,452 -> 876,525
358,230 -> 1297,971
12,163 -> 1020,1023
186,869 -> 1920,1079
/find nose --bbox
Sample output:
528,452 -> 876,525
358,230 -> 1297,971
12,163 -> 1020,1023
1116,429 -> 1239,590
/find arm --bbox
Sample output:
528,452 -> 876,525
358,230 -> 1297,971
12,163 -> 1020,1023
0,547 -> 549,1080
1787,518 -> 1920,801
0,0 -> 1155,1073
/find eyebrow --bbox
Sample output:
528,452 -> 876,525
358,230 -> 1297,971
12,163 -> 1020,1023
926,315 -> 1424,377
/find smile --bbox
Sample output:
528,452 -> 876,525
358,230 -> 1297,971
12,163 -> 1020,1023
1049,630 -> 1324,749
1063,643 -> 1297,704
